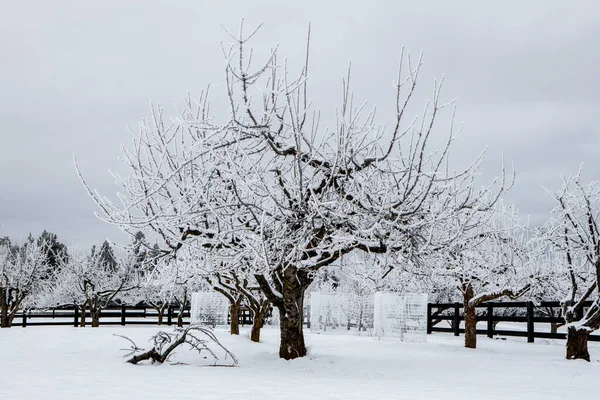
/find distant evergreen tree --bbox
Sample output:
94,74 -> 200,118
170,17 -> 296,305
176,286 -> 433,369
131,231 -> 147,273
36,231 -> 68,279
0,236 -> 19,257
37,230 -> 68,267
97,240 -> 118,272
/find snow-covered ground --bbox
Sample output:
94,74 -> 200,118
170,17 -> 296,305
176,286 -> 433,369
1,326 -> 598,399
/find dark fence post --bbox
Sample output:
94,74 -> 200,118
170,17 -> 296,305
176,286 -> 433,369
121,305 -> 126,326
527,301 -> 535,343
22,309 -> 27,328
487,303 -> 494,338
453,302 -> 460,336
167,305 -> 173,326
74,305 -> 79,327
426,303 -> 433,334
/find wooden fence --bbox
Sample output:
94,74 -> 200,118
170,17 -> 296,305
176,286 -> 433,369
12,305 -> 309,327
15,305 -> 192,327
427,301 -> 600,342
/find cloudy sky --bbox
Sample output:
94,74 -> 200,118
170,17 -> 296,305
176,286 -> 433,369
1,1 -> 599,249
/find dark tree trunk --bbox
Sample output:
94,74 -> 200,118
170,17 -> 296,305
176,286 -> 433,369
566,326 -> 591,361
177,307 -> 184,328
278,292 -> 306,359
463,285 -> 477,349
230,302 -> 240,335
80,305 -> 87,328
91,308 -> 101,328
159,304 -> 167,325
251,314 -> 262,343
250,301 -> 269,343
8,311 -> 17,327
278,267 -> 311,360
0,287 -> 10,328
255,266 -> 313,360
464,305 -> 477,349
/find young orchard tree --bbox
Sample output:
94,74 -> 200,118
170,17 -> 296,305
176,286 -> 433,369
134,280 -> 171,325
144,249 -> 207,327
130,258 -> 185,326
543,170 -> 600,361
53,249 -> 137,327
205,271 -> 245,335
77,24 -> 508,359
223,266 -> 272,342
0,238 -> 48,327
435,204 -> 536,349
202,257 -> 271,341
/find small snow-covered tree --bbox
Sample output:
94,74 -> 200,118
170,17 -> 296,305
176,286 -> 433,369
134,279 -> 171,325
543,170 -> 600,361
434,204 -> 536,349
0,238 -> 48,327
50,248 -> 137,327
77,24 -> 508,359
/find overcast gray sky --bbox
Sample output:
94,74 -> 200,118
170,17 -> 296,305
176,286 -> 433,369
1,1 -> 599,249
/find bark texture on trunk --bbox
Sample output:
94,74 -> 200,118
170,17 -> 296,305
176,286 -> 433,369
251,315 -> 262,343
278,267 -> 310,360
255,266 -> 313,360
463,305 -> 477,349
230,303 -> 240,335
566,326 -> 591,361
0,287 -> 9,328
0,287 -> 22,328
158,304 -> 167,325
250,301 -> 270,343
91,309 -> 101,328
79,305 -> 87,327
278,300 -> 306,360
463,285 -> 476,349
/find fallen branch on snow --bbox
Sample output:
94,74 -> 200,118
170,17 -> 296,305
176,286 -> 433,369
115,324 -> 237,366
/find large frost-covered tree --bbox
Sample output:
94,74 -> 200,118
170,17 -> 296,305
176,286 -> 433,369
77,24 -> 508,359
543,170 -> 600,361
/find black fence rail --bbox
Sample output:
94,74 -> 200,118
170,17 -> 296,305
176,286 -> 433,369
15,305 -> 192,327
427,301 -> 600,343
12,305 -> 310,328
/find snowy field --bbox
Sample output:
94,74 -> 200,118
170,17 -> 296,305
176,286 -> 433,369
1,326 -> 599,400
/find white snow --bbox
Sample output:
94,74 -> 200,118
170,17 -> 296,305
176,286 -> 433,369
1,326 -> 599,399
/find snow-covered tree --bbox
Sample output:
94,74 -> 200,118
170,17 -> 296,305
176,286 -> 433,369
543,170 -> 600,361
0,238 -> 48,327
77,24 -> 508,359
433,204 -> 537,349
48,249 -> 137,327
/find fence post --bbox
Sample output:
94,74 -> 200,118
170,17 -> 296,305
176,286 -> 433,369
74,305 -> 79,327
487,303 -> 494,338
121,305 -> 126,326
453,302 -> 460,336
426,303 -> 433,334
526,301 -> 535,343
167,305 -> 173,326
22,309 -> 27,328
